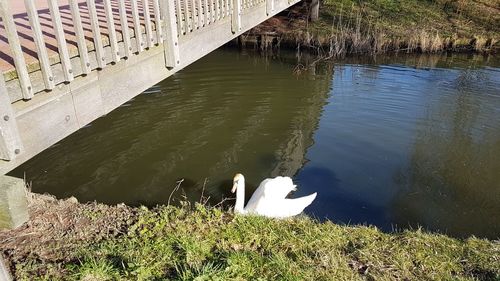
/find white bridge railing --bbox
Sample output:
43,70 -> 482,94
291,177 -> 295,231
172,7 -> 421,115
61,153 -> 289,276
0,0 -> 264,100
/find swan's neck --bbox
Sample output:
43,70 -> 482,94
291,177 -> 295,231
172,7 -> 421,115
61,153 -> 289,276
234,179 -> 246,214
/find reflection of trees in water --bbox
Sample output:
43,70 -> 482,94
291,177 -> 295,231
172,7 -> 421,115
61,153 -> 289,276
391,67 -> 500,238
271,61 -> 333,178
339,53 -> 499,70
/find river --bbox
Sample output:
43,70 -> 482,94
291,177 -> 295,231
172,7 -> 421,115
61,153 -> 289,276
10,49 -> 500,239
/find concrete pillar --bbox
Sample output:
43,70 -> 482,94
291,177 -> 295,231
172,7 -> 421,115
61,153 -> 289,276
310,0 -> 319,22
0,175 -> 28,229
0,255 -> 12,281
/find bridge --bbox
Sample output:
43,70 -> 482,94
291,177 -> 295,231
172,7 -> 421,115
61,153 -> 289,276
0,0 -> 303,175
0,0 -> 305,231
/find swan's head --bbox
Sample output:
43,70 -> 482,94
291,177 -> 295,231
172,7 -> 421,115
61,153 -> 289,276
232,173 -> 244,193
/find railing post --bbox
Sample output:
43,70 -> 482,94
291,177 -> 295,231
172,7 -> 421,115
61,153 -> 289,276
196,0 -> 203,28
118,0 -> 133,58
142,0 -> 154,48
153,0 -> 163,44
130,0 -> 144,53
0,0 -> 33,99
48,0 -> 74,82
203,0 -> 209,25
69,0 -> 92,74
174,0 -> 183,34
310,0 -> 319,21
103,0 -> 120,62
161,0 -> 180,68
0,77 -> 23,161
231,0 -> 242,33
24,0 -> 55,90
214,0 -> 219,21
266,0 -> 274,15
87,0 -> 106,68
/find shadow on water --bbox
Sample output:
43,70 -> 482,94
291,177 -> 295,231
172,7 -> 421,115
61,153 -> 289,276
296,166 -> 390,229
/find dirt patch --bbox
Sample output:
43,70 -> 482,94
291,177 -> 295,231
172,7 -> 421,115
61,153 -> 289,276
0,192 -> 138,273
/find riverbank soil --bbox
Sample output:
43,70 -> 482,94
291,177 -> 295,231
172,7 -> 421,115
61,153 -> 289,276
241,0 -> 500,54
0,193 -> 137,279
0,192 -> 498,280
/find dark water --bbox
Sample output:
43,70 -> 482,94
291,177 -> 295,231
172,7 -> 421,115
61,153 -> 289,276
11,49 -> 500,239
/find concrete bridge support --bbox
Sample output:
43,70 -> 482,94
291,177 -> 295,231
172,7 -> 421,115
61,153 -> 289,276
0,254 -> 13,281
0,175 -> 28,230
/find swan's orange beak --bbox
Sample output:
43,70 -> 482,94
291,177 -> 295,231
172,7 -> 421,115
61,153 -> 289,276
231,182 -> 237,193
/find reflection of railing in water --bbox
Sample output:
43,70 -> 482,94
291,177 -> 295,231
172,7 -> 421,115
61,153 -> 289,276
0,0 -> 301,173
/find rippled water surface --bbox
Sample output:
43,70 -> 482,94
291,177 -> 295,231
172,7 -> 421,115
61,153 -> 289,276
11,50 -> 500,238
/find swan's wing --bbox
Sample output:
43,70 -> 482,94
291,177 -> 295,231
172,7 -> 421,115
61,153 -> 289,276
254,192 -> 317,218
245,176 -> 296,212
244,181 -> 267,212
261,176 -> 297,199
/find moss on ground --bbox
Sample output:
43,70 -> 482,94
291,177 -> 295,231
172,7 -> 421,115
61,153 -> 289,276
246,0 -> 500,54
1,194 -> 499,280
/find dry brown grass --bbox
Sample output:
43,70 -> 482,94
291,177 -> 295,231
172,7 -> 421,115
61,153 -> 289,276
0,192 -> 137,268
241,0 -> 500,56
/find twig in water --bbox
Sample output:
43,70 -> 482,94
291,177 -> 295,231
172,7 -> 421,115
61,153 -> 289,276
202,196 -> 211,206
23,172 -> 35,203
167,179 -> 184,206
180,189 -> 188,202
213,197 -> 235,209
199,178 -> 208,204
293,64 -> 306,76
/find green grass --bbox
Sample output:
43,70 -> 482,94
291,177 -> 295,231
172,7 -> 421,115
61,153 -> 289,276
318,0 -> 497,34
9,203 -> 500,280
273,0 -> 500,54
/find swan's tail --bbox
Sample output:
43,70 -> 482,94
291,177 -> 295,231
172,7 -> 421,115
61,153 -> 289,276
272,192 -> 317,218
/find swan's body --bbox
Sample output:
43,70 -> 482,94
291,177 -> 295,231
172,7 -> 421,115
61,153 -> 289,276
232,174 -> 317,218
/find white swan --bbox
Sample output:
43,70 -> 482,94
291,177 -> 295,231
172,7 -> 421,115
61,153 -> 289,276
231,173 -> 317,218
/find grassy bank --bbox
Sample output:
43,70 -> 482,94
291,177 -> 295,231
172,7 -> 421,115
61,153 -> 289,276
244,0 -> 499,55
1,193 -> 499,280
